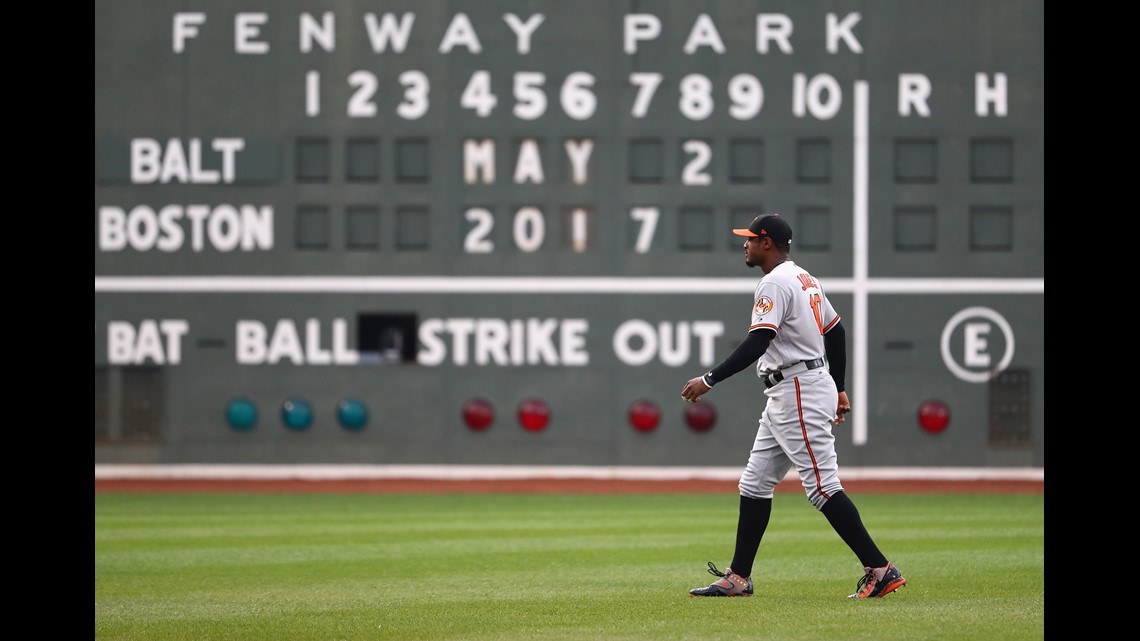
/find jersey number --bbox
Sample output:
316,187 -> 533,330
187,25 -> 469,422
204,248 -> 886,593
808,293 -> 824,334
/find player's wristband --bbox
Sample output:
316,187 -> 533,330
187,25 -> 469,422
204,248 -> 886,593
702,372 -> 716,388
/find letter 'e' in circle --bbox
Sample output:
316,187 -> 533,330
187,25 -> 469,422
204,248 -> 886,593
939,306 -> 1015,383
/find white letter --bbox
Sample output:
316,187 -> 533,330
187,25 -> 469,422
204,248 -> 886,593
185,204 -> 210,251
236,320 -> 267,364
613,319 -> 656,366
624,14 -> 661,54
156,205 -> 185,252
756,14 -> 793,54
242,206 -> 274,250
107,322 -> 136,364
332,318 -> 359,364
964,323 -> 991,367
464,139 -> 496,184
526,318 -> 559,365
826,13 -> 862,54
514,139 -> 544,184
187,139 -> 219,183
446,318 -> 476,365
684,14 -> 725,54
267,320 -> 304,364
126,206 -> 159,250
510,319 -> 525,365
474,319 -> 510,365
690,321 -> 724,366
364,13 -> 414,52
305,319 -> 331,365
300,12 -> 334,52
504,14 -> 544,54
207,205 -> 240,252
159,319 -> 189,365
235,13 -> 269,54
561,319 -> 589,366
130,138 -> 161,183
417,319 -> 446,366
133,321 -> 166,364
99,207 -> 127,250
899,74 -> 932,117
564,139 -> 593,184
976,73 -> 1008,117
159,139 -> 189,183
234,12 -> 270,53
440,13 -> 482,53
173,13 -> 205,53
657,322 -> 690,367
213,138 -> 245,183
138,322 -> 165,363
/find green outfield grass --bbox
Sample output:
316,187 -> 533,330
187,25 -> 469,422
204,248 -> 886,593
94,492 -> 1044,641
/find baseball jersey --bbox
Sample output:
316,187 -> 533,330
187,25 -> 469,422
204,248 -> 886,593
748,260 -> 840,375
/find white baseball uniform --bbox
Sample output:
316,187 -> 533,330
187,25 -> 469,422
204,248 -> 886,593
737,260 -> 844,509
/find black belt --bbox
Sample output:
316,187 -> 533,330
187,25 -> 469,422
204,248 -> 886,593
763,358 -> 826,388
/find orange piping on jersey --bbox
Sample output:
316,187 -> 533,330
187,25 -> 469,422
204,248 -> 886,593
750,323 -> 778,332
795,377 -> 830,500
822,316 -> 841,333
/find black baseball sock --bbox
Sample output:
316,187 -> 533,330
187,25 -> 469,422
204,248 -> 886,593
820,491 -> 888,569
728,495 -> 771,578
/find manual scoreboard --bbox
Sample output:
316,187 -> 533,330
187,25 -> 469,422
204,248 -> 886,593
95,1 -> 1045,468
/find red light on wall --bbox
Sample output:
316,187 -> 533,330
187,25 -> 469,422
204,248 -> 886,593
628,400 -> 661,432
518,398 -> 550,432
684,402 -> 716,432
462,398 -> 495,431
917,400 -> 951,434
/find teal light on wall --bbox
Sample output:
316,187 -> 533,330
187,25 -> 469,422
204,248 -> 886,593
225,398 -> 258,431
337,398 -> 368,431
281,397 -> 313,430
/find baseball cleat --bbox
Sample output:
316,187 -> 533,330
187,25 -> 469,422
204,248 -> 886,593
848,562 -> 906,598
689,562 -> 753,597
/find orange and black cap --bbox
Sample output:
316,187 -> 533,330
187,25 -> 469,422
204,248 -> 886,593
732,214 -> 792,246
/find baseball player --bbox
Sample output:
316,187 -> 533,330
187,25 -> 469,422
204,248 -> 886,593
681,214 -> 906,599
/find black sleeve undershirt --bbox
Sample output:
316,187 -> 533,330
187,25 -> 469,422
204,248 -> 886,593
823,321 -> 847,393
706,328 -> 774,385
705,321 -> 848,393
